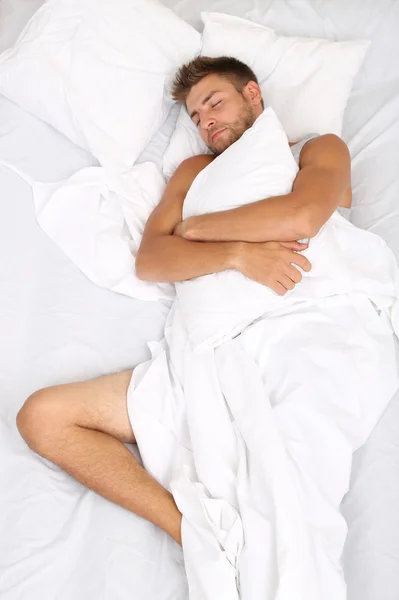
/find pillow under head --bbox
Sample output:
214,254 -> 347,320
163,11 -> 369,178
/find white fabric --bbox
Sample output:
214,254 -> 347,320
0,90 -> 179,302
33,164 -> 174,302
0,0 -> 200,171
0,0 -> 45,54
0,156 -> 174,302
128,130 -> 399,599
176,107 -> 298,349
0,95 -> 181,600
163,11 -> 369,178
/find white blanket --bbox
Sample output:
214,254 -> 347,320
127,114 -> 399,599
129,241 -> 399,599
0,158 -> 173,302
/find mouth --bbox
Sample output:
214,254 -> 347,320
210,128 -> 225,143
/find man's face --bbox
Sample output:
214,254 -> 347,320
186,73 -> 262,155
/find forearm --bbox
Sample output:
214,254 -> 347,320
135,234 -> 239,282
182,136 -> 351,244
183,193 -> 310,244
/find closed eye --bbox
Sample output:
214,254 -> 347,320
193,99 -> 222,127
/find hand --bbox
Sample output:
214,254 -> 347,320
173,217 -> 197,239
278,240 -> 309,252
173,220 -> 186,238
235,240 -> 311,295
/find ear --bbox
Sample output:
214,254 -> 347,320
244,80 -> 263,107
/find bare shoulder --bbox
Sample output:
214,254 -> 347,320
300,134 -> 350,168
300,134 -> 352,208
173,154 -> 215,190
141,154 -> 215,238
180,154 -> 215,169
158,154 -> 214,207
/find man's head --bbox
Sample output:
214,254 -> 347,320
171,56 -> 264,155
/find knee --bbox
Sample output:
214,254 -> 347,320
16,388 -> 63,453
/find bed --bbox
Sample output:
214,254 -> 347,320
0,1 -> 398,599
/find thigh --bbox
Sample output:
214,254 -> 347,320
26,369 -> 136,444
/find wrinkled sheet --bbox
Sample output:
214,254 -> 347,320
129,205 -> 399,598
0,153 -> 174,303
0,97 -> 182,600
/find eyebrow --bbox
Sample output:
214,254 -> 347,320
189,90 -> 220,120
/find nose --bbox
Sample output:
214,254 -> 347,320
202,114 -> 216,130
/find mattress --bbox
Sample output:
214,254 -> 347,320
1,1 -> 399,599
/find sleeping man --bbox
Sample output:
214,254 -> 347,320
18,58 -> 398,597
16,55 -> 353,544
135,55 -> 352,293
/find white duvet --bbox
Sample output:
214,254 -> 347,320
127,110 -> 399,599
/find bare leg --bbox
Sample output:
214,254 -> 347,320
16,369 -> 182,545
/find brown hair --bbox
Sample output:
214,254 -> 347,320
171,55 -> 264,108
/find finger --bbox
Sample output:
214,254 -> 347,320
277,275 -> 296,292
280,241 -> 308,251
286,251 -> 312,272
272,281 -> 287,296
287,264 -> 302,284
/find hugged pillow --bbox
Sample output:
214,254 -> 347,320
175,106 -> 399,353
175,107 -> 299,350
163,12 -> 369,178
0,0 -> 200,172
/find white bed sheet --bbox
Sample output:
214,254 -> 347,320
0,0 -> 399,599
0,96 -> 185,599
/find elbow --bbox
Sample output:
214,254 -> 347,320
295,207 -> 320,240
135,260 -> 146,281
135,251 -> 151,281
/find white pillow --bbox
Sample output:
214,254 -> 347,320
0,0 -> 200,172
175,107 -> 299,350
163,12 -> 369,178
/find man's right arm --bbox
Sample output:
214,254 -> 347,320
135,157 -> 240,283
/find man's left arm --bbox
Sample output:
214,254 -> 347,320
177,134 -> 351,243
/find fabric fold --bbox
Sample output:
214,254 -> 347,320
0,157 -> 174,302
